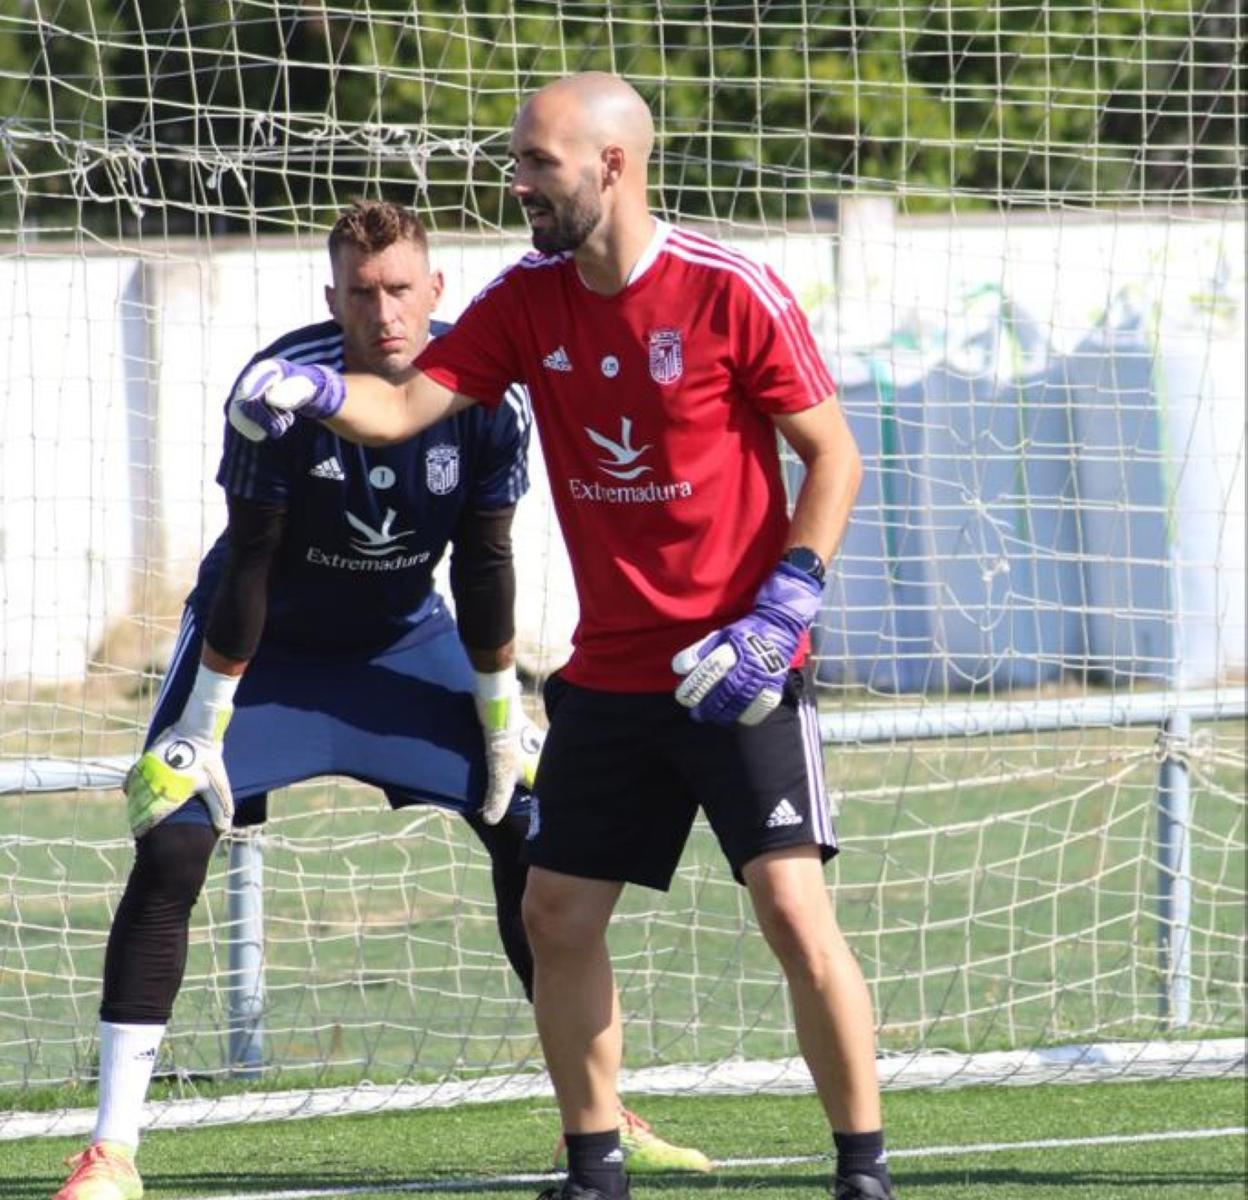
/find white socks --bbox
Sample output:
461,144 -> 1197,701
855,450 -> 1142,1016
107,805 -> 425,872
92,1021 -> 166,1148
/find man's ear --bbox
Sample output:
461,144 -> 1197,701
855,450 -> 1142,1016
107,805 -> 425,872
324,283 -> 337,320
602,144 -> 625,186
429,268 -> 445,311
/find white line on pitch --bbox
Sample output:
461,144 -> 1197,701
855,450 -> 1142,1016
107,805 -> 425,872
893,1124 -> 1247,1160
717,1124 -> 1248,1167
176,1125 -> 1247,1199
178,1173 -> 559,1199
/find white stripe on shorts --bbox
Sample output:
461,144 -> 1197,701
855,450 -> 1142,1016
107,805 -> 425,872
798,683 -> 835,847
151,606 -> 200,721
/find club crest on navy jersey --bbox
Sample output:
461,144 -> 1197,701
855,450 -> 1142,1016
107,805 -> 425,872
647,327 -> 684,385
425,444 -> 460,495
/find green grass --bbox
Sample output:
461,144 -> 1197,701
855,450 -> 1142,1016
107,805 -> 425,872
2,1078 -> 1244,1198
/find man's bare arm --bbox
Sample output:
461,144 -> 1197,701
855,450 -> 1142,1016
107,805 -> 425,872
772,395 -> 863,566
230,360 -> 479,447
671,396 -> 861,727
321,369 -> 477,447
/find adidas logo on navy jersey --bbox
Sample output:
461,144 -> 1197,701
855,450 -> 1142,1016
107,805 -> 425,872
310,456 -> 345,481
543,345 -> 573,372
766,798 -> 803,828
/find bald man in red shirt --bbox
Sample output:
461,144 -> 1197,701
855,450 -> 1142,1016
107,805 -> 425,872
232,73 -> 894,1200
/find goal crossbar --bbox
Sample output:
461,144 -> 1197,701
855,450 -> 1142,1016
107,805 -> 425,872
6,687 -> 1243,797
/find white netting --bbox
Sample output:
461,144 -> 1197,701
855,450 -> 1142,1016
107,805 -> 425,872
1,1 -> 1244,1133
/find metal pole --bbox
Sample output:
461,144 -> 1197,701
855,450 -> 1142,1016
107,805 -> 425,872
226,830 -> 265,1076
1157,711 -> 1192,1029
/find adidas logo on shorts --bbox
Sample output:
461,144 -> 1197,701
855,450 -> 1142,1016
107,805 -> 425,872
766,798 -> 803,828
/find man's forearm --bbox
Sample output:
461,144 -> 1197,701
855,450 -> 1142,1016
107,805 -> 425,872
787,444 -> 862,565
202,496 -> 285,664
323,370 -> 473,447
450,505 -> 517,654
775,398 -> 863,566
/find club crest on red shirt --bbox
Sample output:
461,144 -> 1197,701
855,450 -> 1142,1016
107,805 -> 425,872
647,327 -> 684,385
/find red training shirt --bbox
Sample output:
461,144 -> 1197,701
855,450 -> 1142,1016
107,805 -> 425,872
416,221 -> 835,690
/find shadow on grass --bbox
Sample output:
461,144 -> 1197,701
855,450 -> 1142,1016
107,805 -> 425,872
22,1164 -> 1248,1198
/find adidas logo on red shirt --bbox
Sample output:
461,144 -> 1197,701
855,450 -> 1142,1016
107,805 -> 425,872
542,345 -> 573,372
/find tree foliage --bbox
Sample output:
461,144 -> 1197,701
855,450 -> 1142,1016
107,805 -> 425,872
0,0 -> 1240,241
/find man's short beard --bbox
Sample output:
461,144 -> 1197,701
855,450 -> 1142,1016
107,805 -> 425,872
530,174 -> 601,254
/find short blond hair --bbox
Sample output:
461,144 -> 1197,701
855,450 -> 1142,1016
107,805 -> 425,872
327,199 -> 428,261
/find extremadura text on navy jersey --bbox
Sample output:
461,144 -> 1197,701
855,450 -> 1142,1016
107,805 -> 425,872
191,319 -> 531,652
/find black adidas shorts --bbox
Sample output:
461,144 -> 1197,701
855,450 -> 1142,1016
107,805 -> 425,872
524,665 -> 836,890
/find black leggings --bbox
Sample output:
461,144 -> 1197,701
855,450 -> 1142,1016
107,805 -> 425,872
100,808 -> 534,1024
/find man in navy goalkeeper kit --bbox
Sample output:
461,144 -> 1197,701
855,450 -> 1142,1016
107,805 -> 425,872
53,201 -> 708,1200
226,78 -> 895,1200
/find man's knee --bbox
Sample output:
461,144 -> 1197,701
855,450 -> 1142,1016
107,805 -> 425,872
101,822 -> 218,1024
129,821 -> 218,913
746,851 -> 839,978
520,884 -> 594,952
756,890 -> 828,966
521,870 -> 617,954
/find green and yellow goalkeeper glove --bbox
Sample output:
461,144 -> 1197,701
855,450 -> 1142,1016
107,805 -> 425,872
472,667 -> 545,826
125,664 -> 238,837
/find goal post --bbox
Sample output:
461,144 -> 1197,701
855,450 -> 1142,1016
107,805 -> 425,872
1,0 -> 1244,1138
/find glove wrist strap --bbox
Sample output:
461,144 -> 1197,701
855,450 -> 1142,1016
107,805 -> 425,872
757,562 -> 822,633
181,664 -> 240,743
306,364 -> 347,420
472,666 -> 519,730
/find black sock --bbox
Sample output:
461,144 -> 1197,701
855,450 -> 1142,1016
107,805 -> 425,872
833,1129 -> 890,1183
564,1129 -> 627,1196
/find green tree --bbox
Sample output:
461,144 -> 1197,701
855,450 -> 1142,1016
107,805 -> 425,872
1,0 -> 1240,242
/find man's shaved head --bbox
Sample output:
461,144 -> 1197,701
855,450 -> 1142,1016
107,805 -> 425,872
508,72 -> 656,266
518,72 -> 654,164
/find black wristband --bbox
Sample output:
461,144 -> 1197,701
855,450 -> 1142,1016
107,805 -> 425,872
781,545 -> 826,586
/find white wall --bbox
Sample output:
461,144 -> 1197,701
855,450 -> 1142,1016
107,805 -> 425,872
1,215 -> 1242,685
1,256 -> 134,683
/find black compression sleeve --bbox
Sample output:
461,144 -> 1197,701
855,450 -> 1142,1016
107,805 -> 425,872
202,496 -> 286,662
461,807 -> 533,1000
100,822 -> 218,1023
449,505 -> 516,653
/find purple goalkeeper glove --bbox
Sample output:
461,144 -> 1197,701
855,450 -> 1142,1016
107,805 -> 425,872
672,561 -> 823,726
227,358 -> 346,442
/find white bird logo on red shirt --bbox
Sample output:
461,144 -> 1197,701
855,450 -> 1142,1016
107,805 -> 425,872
586,417 -> 652,481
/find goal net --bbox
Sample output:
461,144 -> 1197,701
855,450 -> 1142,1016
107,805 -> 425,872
1,0 -> 1244,1137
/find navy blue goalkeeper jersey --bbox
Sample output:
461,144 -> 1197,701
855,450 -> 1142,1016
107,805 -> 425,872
188,319 -> 531,652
